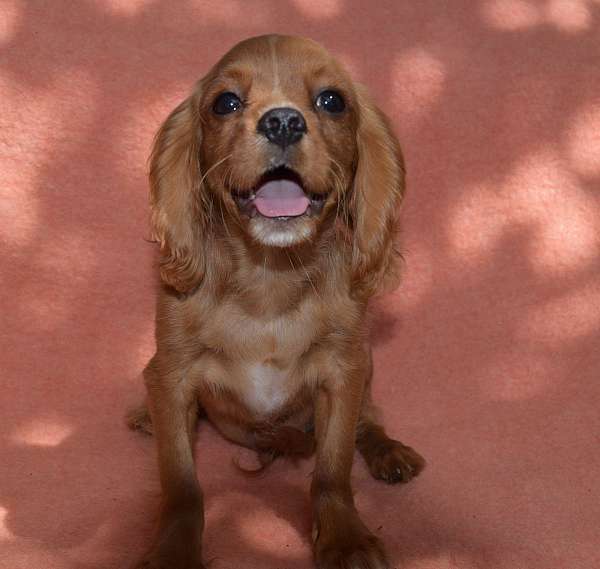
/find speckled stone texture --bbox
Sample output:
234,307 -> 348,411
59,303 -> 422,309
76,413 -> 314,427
1,1 -> 599,568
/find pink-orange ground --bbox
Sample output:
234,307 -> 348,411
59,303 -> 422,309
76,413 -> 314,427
1,2 -> 599,568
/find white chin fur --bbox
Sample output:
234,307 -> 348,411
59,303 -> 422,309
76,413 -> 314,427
249,216 -> 314,247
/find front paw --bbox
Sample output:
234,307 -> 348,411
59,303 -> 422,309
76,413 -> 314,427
133,544 -> 206,569
314,513 -> 388,569
367,439 -> 426,484
132,514 -> 205,569
133,555 -> 205,569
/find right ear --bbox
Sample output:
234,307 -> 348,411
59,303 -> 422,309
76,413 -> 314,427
149,95 -> 206,293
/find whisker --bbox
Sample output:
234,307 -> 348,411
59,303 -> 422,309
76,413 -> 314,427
263,254 -> 267,292
216,166 -> 246,234
328,157 -> 352,269
195,154 -> 233,233
285,250 -> 296,272
293,251 -> 322,302
199,153 -> 232,188
218,198 -> 232,239
328,157 -> 347,228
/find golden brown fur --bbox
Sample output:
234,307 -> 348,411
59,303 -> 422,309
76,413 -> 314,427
128,34 -> 425,569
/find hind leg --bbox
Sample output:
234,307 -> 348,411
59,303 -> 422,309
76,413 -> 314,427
357,405 -> 425,484
126,399 -> 154,435
356,351 -> 425,484
127,397 -> 205,436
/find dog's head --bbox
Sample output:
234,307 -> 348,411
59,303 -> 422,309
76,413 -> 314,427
150,35 -> 405,295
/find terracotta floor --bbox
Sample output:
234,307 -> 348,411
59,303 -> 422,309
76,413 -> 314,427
1,2 -> 599,568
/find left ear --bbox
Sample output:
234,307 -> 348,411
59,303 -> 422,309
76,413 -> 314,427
149,94 -> 206,293
350,85 -> 406,297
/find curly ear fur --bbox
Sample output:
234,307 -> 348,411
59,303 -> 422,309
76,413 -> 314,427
351,85 -> 406,297
149,95 -> 206,293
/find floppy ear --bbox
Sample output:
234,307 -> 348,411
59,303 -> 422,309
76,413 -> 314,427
350,85 -> 406,297
149,95 -> 207,293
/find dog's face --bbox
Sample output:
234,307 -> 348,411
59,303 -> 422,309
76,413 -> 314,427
150,34 -> 405,295
198,36 -> 358,247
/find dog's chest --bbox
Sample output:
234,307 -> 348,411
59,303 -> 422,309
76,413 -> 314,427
240,362 -> 291,415
198,300 -> 321,417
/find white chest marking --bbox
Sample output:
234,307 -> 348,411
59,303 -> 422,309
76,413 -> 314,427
244,363 -> 290,415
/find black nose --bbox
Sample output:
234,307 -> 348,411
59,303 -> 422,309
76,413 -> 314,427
257,107 -> 307,148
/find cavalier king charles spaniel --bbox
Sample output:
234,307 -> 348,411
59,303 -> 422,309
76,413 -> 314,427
128,34 -> 425,569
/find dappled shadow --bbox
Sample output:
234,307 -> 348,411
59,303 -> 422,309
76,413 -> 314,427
1,1 -> 600,568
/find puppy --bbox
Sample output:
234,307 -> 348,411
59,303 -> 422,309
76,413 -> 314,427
128,34 -> 425,569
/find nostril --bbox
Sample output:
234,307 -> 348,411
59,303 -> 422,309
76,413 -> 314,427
266,116 -> 281,132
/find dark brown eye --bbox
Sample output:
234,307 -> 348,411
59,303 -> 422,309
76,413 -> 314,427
213,92 -> 242,115
315,90 -> 345,114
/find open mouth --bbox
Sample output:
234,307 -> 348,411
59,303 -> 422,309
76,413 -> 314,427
232,167 -> 327,220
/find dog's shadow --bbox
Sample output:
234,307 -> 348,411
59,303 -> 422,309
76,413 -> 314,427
122,426 -> 316,569
121,419 -> 436,569
369,299 -> 402,347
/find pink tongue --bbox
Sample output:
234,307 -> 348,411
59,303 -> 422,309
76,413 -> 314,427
254,180 -> 310,218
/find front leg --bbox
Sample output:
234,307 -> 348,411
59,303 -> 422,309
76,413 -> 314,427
311,359 -> 389,569
133,356 -> 205,569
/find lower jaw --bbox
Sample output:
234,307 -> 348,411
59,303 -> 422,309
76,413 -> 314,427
247,215 -> 315,248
